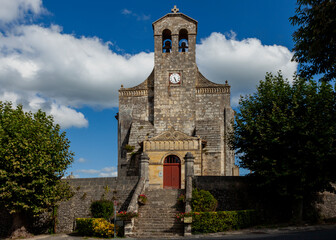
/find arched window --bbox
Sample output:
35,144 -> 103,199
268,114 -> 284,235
162,29 -> 172,53
178,29 -> 188,52
164,155 -> 181,164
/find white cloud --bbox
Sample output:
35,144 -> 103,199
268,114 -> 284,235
0,91 -> 88,128
76,167 -> 117,177
196,32 -> 298,106
121,9 -> 132,15
99,172 -> 117,177
78,158 -> 86,163
0,23 -> 153,128
0,0 -> 45,24
121,8 -> 150,21
0,4 -> 297,128
99,166 -> 117,177
77,169 -> 100,174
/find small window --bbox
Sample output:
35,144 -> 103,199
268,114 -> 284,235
178,29 -> 188,52
162,29 -> 172,53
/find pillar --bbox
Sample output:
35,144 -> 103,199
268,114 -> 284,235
184,152 -> 194,236
140,152 -> 149,188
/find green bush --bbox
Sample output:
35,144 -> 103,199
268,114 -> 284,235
90,200 -> 114,220
76,218 -> 117,238
76,218 -> 94,236
191,189 -> 218,212
192,210 -> 257,233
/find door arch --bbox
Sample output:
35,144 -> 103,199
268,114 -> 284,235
163,155 -> 181,189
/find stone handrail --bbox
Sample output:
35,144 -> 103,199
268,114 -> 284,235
127,177 -> 146,213
124,152 -> 149,237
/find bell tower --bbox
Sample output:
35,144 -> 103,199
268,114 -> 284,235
152,6 -> 198,136
118,6 -> 238,179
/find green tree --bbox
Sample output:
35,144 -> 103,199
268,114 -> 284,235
232,72 -> 336,222
0,102 -> 74,237
290,0 -> 336,81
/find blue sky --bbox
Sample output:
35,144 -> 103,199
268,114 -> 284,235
0,0 -> 298,177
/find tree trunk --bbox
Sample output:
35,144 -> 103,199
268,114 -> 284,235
292,198 -> 303,224
9,212 -> 32,239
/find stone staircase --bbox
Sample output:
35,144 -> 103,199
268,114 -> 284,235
133,189 -> 185,238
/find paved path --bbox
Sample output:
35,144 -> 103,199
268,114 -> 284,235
10,223 -> 336,240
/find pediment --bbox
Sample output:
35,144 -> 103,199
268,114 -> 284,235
148,127 -> 199,141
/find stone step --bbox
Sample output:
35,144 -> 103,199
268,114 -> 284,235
135,228 -> 183,235
133,189 -> 185,236
134,226 -> 183,232
135,220 -> 178,224
138,213 -> 179,217
139,215 -> 178,219
140,208 -> 180,211
139,208 -> 181,213
134,232 -> 183,236
132,233 -> 183,238
134,223 -> 182,228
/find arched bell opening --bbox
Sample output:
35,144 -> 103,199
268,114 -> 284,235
162,29 -> 172,53
178,29 -> 188,52
163,155 -> 181,189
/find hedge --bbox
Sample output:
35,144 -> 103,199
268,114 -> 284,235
76,218 -> 117,238
192,210 -> 257,233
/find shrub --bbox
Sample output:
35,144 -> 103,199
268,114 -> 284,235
76,218 -> 94,236
90,200 -> 114,220
191,189 -> 218,212
76,218 -> 117,238
192,210 -> 257,233
124,144 -> 135,152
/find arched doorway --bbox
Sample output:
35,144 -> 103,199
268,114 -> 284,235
163,155 -> 181,189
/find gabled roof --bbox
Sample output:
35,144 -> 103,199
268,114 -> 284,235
148,127 -> 199,142
152,13 -> 198,30
120,69 -> 154,91
196,70 -> 230,87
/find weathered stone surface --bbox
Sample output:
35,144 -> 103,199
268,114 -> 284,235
132,189 -> 184,238
57,177 -> 138,233
117,8 -> 239,188
317,183 -> 336,220
193,176 -> 257,211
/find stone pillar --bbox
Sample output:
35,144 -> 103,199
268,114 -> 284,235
140,152 -> 149,188
184,152 -> 194,236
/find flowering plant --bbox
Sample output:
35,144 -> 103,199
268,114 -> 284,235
92,218 -> 115,238
117,211 -> 139,221
138,194 -> 147,204
177,194 -> 185,203
76,218 -> 117,238
175,212 -> 200,222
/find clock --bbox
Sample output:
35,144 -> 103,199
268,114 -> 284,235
169,73 -> 181,84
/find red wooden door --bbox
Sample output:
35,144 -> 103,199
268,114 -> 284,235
163,155 -> 181,189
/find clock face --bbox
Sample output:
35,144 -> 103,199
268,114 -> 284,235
169,73 -> 181,84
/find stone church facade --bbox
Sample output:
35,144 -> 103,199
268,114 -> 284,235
117,7 -> 239,189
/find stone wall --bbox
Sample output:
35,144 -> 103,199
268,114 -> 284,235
193,176 -> 256,211
57,176 -> 138,233
118,71 -> 154,177
317,183 -> 336,220
193,176 -> 336,220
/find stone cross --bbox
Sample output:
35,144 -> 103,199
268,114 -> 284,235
171,5 -> 179,13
